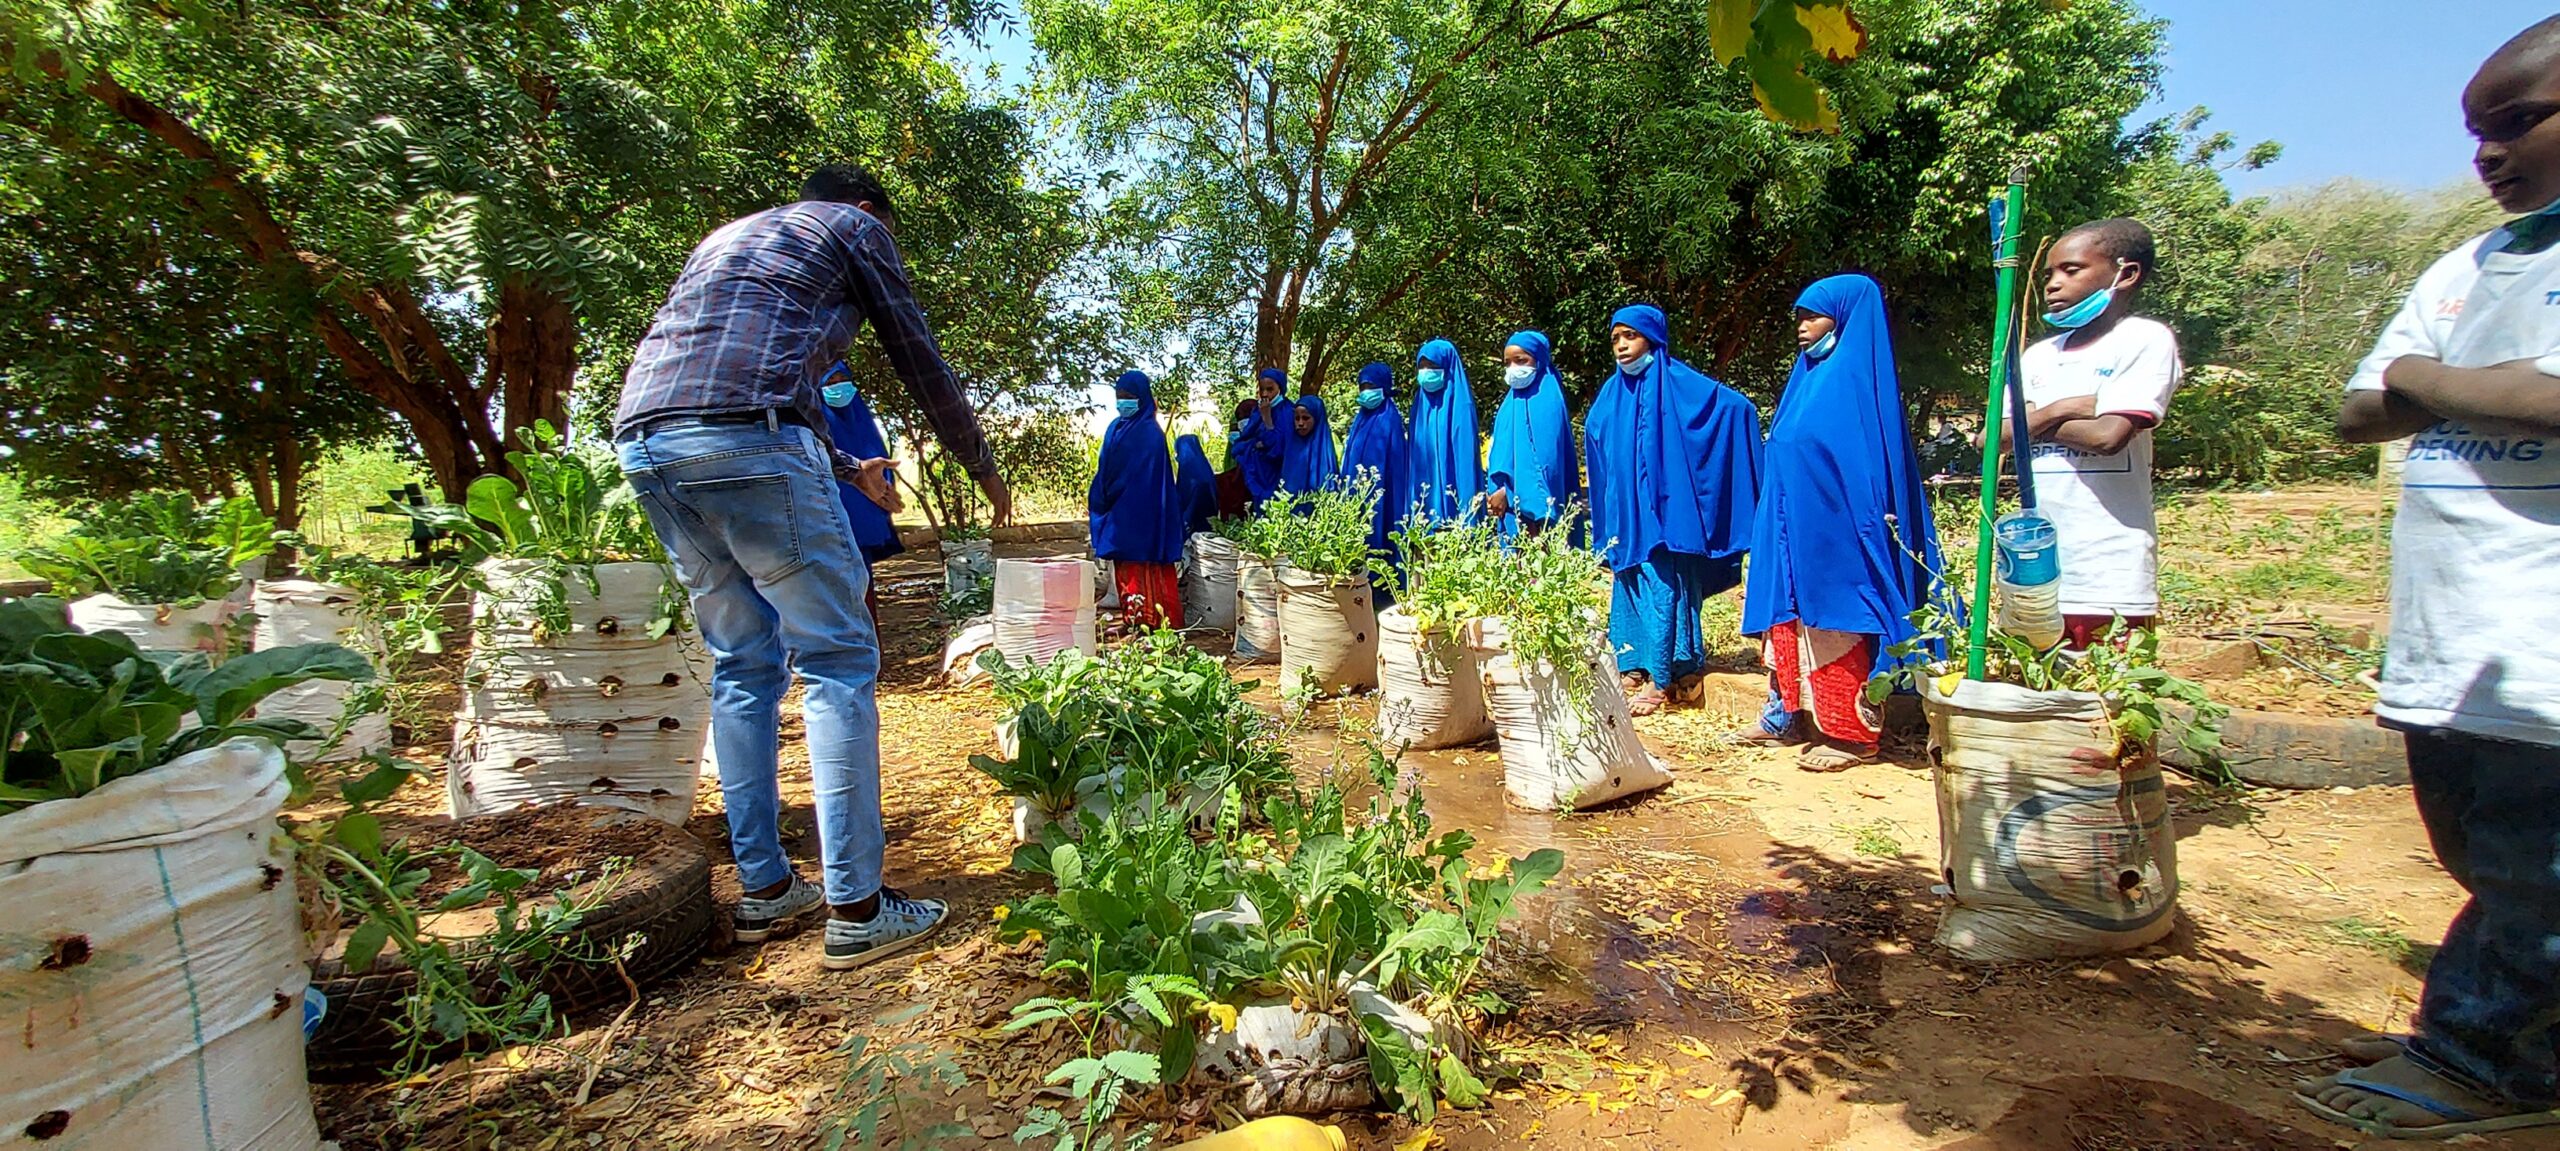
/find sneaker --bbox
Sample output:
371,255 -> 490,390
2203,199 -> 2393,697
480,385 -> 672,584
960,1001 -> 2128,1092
732,875 -> 822,943
822,887 -> 949,971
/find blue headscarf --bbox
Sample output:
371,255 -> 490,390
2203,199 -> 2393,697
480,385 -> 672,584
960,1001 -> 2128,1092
1231,368 -> 1293,502
1743,275 -> 1944,664
817,367 -> 907,565
1340,362 -> 1411,553
1407,339 -> 1484,524
1173,434 -> 1218,538
1583,305 -> 1763,573
1088,370 -> 1183,564
1279,394 -> 1338,500
1486,330 -> 1581,538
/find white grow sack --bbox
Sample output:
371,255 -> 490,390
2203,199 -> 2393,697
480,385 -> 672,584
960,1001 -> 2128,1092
1922,676 -> 2179,962
1180,532 -> 1241,633
1465,618 -> 1669,811
251,579 -> 391,762
0,740 -> 321,1151
1276,566 -> 1378,698
1233,557 -> 1282,663
1373,605 -> 1491,751
449,559 -> 708,824
67,593 -> 238,656
991,557 -> 1097,668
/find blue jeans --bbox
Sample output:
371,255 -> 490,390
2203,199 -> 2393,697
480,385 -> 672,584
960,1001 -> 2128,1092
2401,725 -> 2560,1108
617,419 -> 885,907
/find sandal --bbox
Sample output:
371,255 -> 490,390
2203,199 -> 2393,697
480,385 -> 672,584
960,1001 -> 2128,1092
2295,1055 -> 2560,1139
1797,741 -> 1877,773
1627,686 -> 1668,717
1736,714 -> 1806,748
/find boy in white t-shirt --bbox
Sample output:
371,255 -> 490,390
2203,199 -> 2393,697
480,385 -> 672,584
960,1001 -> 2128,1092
2295,15 -> 2560,1140
2016,217 -> 2182,649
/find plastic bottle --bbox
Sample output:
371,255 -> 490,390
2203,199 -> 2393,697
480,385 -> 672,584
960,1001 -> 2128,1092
1168,1117 -> 1349,1151
1992,510 -> 2064,651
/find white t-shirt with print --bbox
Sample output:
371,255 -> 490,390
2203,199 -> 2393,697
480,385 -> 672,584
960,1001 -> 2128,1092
2019,317 -> 2184,617
2348,226 -> 2560,745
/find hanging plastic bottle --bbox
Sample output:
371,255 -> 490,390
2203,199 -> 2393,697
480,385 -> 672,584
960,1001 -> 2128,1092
1167,1117 -> 1348,1151
1993,510 -> 2064,650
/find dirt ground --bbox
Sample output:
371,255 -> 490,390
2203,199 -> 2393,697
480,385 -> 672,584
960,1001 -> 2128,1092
313,494 -> 2540,1151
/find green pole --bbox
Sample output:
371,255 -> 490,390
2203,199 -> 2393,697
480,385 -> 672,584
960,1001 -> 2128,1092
1966,166 -> 2029,680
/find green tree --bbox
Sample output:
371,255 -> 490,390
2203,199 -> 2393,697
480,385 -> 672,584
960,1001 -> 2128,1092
2,0 -> 1083,500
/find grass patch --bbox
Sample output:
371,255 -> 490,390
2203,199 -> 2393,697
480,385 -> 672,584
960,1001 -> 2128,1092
2229,557 -> 2358,599
2326,917 -> 2433,976
1841,819 -> 1904,859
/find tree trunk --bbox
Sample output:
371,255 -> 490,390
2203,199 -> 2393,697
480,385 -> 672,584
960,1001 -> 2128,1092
492,280 -> 577,453
274,438 -> 305,534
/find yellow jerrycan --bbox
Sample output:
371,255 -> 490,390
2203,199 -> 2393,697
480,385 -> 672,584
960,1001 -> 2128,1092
1168,1116 -> 1349,1151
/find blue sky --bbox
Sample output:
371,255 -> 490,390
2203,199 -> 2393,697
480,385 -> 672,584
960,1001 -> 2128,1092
2136,0 -> 2542,196
951,1 -> 2543,198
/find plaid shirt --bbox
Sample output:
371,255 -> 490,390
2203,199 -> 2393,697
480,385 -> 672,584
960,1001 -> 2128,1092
615,201 -> 994,480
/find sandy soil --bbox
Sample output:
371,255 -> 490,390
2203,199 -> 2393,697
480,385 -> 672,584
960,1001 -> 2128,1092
312,516 -> 2543,1151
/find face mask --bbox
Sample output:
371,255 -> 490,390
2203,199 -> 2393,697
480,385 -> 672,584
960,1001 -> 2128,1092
2044,260 -> 2130,330
1416,367 -> 1447,392
1115,398 -> 1142,417
1358,388 -> 1386,411
1803,331 -> 1838,362
1619,352 -> 1654,377
1503,363 -> 1537,388
822,382 -> 856,408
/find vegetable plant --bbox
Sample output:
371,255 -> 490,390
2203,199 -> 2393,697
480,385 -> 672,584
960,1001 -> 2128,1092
1257,474 -> 1382,581
19,492 -> 278,605
0,596 -> 370,812
1867,602 -> 2229,759
424,421 -> 684,645
1394,506 -> 1611,706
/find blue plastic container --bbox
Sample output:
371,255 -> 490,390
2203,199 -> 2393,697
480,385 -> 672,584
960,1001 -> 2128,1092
1993,511 -> 2059,587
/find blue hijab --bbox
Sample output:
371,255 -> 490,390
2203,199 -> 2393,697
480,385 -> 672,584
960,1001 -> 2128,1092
1232,368 -> 1293,502
817,370 -> 907,565
1407,339 -> 1484,523
1743,275 -> 1944,663
1583,304 -> 1763,573
1088,370 -> 1183,564
1340,362 -> 1412,553
1173,434 -> 1218,538
1279,394 -> 1338,499
1486,330 -> 1581,536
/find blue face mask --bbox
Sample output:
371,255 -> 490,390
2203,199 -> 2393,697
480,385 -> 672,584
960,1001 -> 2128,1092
1416,367 -> 1448,392
2044,260 -> 2130,330
1619,352 -> 1654,377
1803,330 -> 1838,362
822,382 -> 856,408
1358,388 -> 1386,411
1503,363 -> 1537,388
1115,398 -> 1142,417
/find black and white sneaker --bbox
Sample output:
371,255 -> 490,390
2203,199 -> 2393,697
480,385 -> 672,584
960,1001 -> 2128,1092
732,874 -> 822,942
821,887 -> 949,970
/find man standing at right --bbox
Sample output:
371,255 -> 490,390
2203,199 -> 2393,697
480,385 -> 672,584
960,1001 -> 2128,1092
2305,14 -> 2560,1139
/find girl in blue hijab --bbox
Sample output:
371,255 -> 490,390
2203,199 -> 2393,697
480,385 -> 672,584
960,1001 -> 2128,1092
1229,367 -> 1293,506
1408,339 -> 1484,523
1485,330 -> 1582,542
1088,370 -> 1184,628
1278,394 -> 1339,503
1173,434 -> 1219,538
1341,361 -> 1412,601
1585,304 -> 1763,715
817,363 -> 905,623
1742,275 -> 1944,769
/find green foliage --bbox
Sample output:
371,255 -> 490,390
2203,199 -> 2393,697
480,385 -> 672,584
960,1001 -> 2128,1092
1260,475 -> 1384,580
973,633 -> 1293,822
1870,603 -> 2229,760
998,744 -> 1558,1123
0,597 -> 370,812
300,759 -> 636,1076
18,493 -> 278,605
819,1013 -> 973,1151
460,422 -> 662,567
1393,509 -> 1610,705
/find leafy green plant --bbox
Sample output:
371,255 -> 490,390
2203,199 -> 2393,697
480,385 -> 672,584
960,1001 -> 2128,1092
1260,474 -> 1383,581
299,759 -> 635,1076
1394,506 -> 1610,707
18,492 -> 278,605
462,421 -> 662,566
0,597 -> 371,812
1213,512 -> 1279,560
1868,603 -> 2229,759
819,1012 -> 972,1151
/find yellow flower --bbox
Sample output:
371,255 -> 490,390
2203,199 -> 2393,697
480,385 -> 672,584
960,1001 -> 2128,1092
1022,929 -> 1044,945
1205,1002 -> 1240,1032
991,904 -> 1010,922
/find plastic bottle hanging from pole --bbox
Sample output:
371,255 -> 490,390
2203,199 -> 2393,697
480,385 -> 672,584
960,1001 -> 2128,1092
1993,510 -> 2063,650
